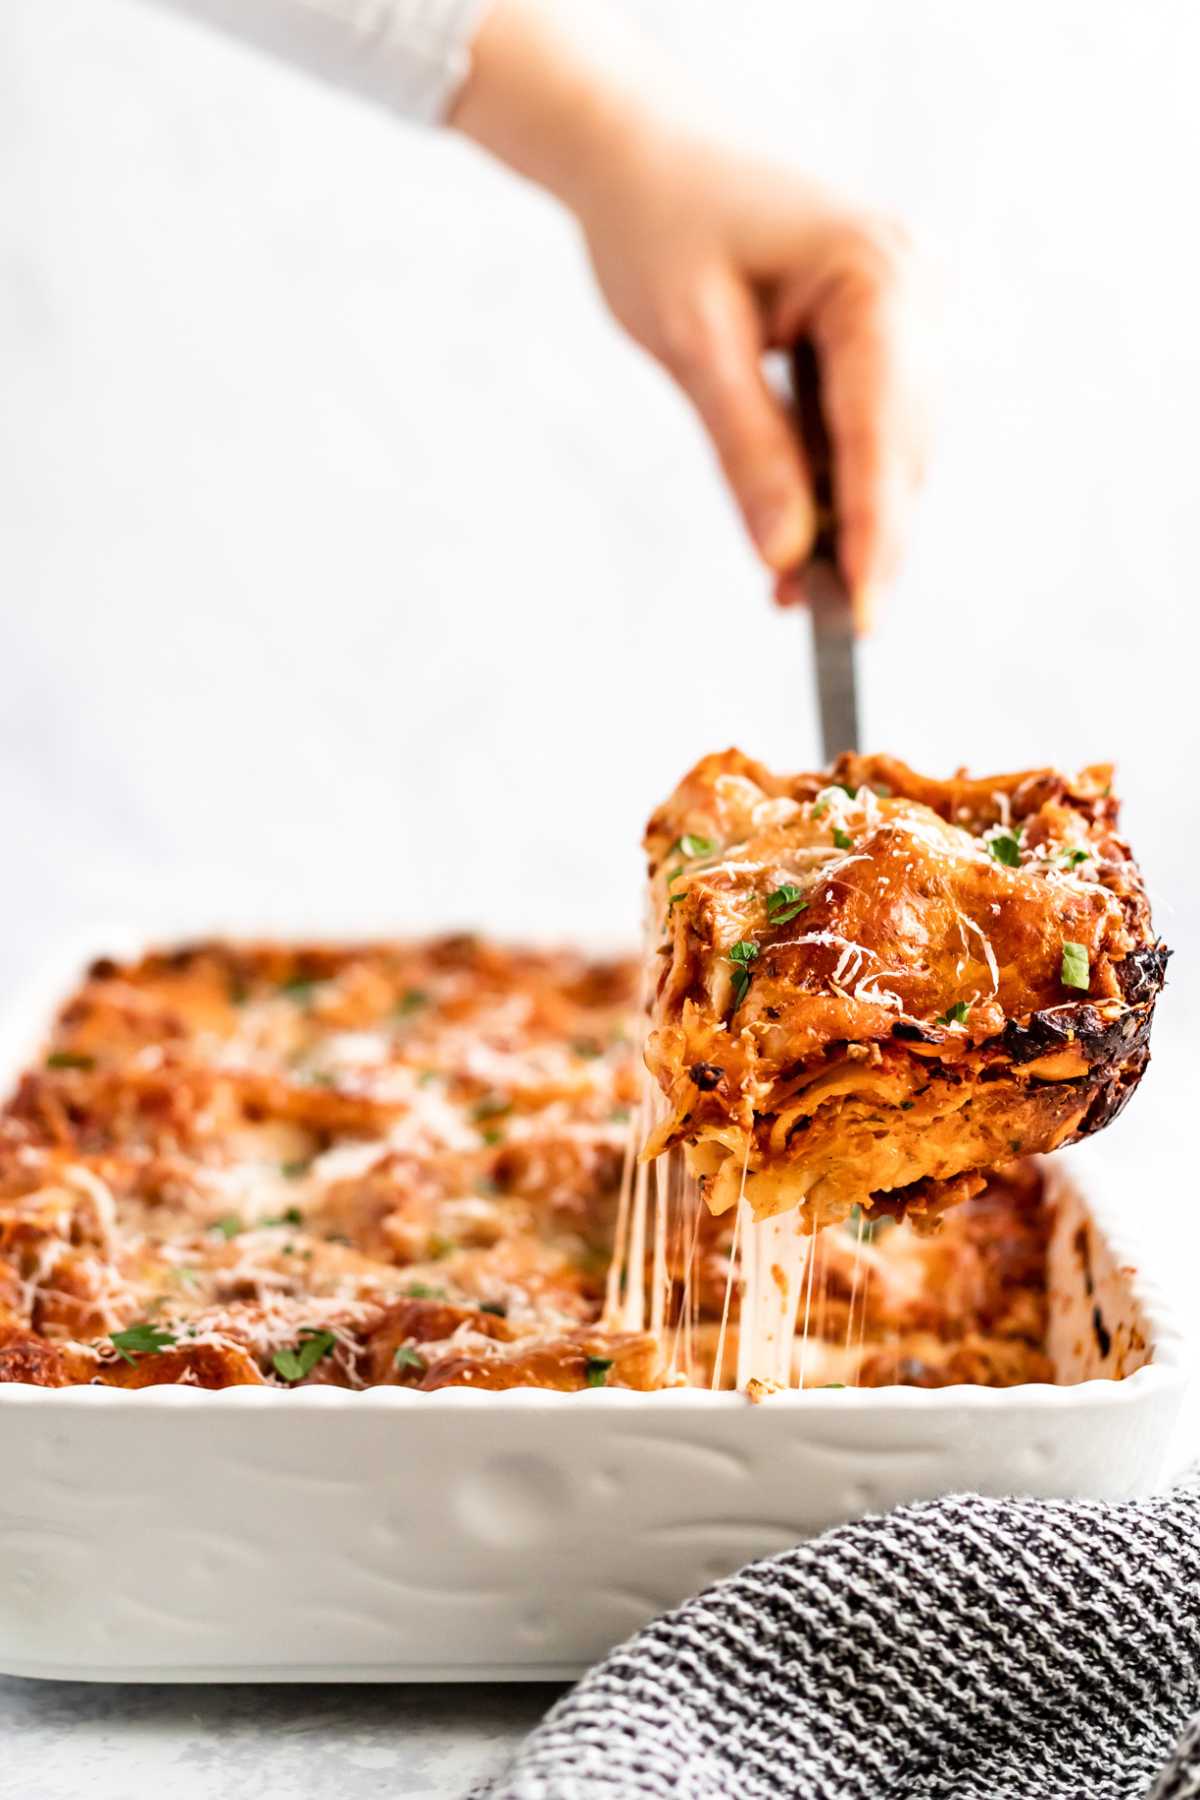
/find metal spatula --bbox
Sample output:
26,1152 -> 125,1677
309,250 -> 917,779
791,341 -> 860,762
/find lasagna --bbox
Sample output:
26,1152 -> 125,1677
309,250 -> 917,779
643,750 -> 1166,1232
0,936 -> 1053,1391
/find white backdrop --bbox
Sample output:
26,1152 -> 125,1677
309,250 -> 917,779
2,0 -> 1197,1405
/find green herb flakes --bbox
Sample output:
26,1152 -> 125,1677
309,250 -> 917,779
272,1329 -> 336,1384
832,826 -> 853,851
727,940 -> 760,1009
45,1051 -> 94,1071
766,884 -> 808,925
393,1346 -> 426,1374
846,1204 -> 877,1245
110,1324 -> 177,1365
405,1282 -> 447,1301
395,988 -> 429,1017
1061,941 -> 1090,990
585,1357 -> 614,1388
212,1215 -> 243,1240
936,1001 -> 970,1028
988,831 -> 1022,868
671,833 -> 716,859
267,1205 -> 304,1227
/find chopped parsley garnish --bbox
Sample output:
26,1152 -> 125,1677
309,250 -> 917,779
670,833 -> 716,859
427,1234 -> 453,1261
480,1127 -> 505,1146
846,1204 -> 877,1244
212,1215 -> 243,1240
417,1069 -> 439,1086
45,1051 -> 95,1071
936,1001 -> 970,1028
472,1092 -> 512,1122
1061,847 -> 1090,867
988,830 -> 1022,868
585,1357 -> 614,1388
267,1205 -> 304,1227
572,1038 -> 603,1059
280,1162 -> 310,1181
819,1382 -> 847,1390
811,799 -> 830,820
727,939 -> 760,1008
272,1329 -> 336,1384
281,977 -> 318,1005
110,1324 -> 177,1365
609,1106 -> 632,1124
666,867 -> 685,888
479,1301 -> 507,1318
766,884 -> 808,925
395,988 -> 429,1017
832,826 -> 853,851
405,1282 -> 447,1300
393,1346 -> 426,1373
1061,941 -> 1090,990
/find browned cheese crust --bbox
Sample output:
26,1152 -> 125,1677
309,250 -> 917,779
0,937 -> 659,1392
643,750 -> 1166,1230
0,936 -> 1060,1392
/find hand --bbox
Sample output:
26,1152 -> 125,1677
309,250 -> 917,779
452,1 -> 931,632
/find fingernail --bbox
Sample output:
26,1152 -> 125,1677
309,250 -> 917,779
773,572 -> 808,610
853,581 -> 880,635
749,489 -> 816,572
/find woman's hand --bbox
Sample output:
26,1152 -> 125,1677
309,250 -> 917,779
452,0 -> 931,632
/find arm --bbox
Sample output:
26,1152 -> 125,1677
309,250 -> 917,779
141,0 -> 929,626
451,0 -> 931,628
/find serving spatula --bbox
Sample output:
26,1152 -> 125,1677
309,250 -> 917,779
791,341 -> 860,762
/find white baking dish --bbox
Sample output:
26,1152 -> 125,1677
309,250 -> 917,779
0,941 -> 1188,1683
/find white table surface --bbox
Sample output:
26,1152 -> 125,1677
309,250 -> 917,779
0,1679 -> 564,1800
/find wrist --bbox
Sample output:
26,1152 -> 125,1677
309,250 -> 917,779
450,0 -> 680,221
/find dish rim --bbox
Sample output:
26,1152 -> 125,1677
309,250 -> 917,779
0,930 -> 1186,1414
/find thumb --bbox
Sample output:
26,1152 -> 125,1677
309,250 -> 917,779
663,277 -> 816,572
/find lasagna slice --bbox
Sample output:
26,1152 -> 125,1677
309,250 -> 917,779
642,749 -> 1166,1231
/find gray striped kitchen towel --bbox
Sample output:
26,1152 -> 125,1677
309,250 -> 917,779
490,1473 -> 1200,1799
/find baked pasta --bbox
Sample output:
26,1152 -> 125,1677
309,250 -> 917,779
643,750 -> 1166,1231
0,937 -> 1055,1391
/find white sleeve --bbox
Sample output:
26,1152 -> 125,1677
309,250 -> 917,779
142,0 -> 496,124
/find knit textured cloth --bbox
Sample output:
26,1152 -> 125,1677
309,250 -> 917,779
491,1475 -> 1200,1800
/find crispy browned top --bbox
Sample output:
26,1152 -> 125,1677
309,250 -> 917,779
0,933 -> 1056,1392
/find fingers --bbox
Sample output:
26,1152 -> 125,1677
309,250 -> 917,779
804,230 -> 931,631
659,275 -> 818,573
